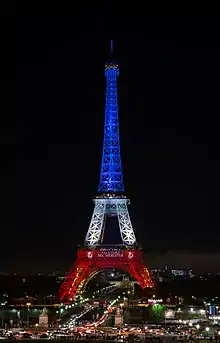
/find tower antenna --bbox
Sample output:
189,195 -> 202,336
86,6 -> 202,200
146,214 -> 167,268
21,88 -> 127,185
110,39 -> 114,54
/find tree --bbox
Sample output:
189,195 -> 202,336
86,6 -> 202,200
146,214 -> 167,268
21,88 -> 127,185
148,304 -> 165,322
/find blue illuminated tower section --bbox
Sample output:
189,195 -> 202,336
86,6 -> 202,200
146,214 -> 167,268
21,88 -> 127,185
98,61 -> 124,193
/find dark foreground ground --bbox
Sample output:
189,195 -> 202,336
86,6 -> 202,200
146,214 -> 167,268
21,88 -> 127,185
5,340 -> 220,343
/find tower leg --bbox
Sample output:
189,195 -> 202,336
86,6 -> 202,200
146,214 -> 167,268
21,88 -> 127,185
127,261 -> 153,289
59,255 -> 95,302
116,200 -> 136,245
85,201 -> 106,246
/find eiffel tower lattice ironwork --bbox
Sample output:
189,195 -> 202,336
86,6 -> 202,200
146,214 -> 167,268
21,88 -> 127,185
59,41 -> 154,303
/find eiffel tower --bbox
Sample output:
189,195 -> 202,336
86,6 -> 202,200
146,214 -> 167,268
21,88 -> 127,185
59,41 -> 154,303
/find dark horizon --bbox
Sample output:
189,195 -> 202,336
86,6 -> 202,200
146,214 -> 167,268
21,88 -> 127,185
1,249 -> 220,275
3,8 -> 220,273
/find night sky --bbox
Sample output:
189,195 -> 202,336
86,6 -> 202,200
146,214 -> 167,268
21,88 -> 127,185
5,7 -> 220,272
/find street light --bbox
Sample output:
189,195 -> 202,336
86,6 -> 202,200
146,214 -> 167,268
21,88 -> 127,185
196,324 -> 200,330
0,302 -> 6,328
26,303 -> 31,328
17,310 -> 21,328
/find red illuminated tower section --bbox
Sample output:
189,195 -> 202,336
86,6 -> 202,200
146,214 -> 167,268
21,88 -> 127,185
59,42 -> 154,303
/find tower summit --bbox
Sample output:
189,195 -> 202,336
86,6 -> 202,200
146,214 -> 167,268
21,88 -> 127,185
98,40 -> 124,193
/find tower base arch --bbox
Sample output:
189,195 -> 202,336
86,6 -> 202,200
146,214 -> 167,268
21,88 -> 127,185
59,247 -> 154,303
